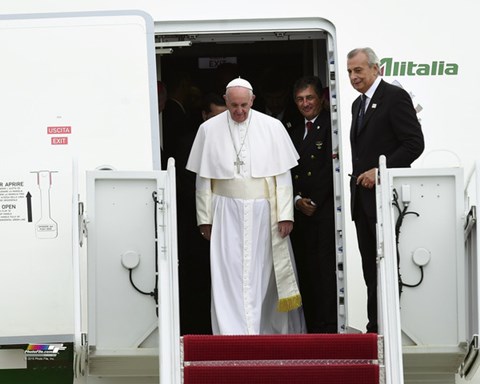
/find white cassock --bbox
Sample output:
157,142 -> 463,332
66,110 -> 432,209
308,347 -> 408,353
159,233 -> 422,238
186,109 -> 305,335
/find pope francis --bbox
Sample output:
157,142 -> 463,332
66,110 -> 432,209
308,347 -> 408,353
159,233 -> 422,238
186,77 -> 304,335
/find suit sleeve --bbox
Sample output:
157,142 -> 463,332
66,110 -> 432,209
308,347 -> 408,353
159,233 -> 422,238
386,87 -> 424,167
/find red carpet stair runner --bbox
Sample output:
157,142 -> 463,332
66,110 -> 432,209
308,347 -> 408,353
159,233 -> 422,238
182,333 -> 381,384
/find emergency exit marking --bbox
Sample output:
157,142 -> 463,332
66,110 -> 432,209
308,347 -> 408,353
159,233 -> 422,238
47,126 -> 72,134
51,137 -> 68,145
47,126 -> 71,145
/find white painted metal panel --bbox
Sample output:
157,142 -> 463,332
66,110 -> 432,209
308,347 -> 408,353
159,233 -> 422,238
376,160 -> 467,383
86,164 -> 179,384
0,11 -> 159,340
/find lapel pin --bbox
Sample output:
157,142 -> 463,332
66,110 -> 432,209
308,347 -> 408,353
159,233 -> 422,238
372,103 -> 377,109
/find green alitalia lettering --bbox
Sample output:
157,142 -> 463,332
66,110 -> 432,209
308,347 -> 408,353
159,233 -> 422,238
380,58 -> 459,76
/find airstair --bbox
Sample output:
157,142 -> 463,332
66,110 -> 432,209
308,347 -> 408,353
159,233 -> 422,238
76,156 -> 480,384
71,157 -> 480,384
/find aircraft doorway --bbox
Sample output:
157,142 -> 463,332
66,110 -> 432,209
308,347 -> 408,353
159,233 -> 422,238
153,22 -> 345,335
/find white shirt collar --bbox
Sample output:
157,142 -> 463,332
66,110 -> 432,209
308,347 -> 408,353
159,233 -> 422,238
364,76 -> 382,100
304,115 -> 319,125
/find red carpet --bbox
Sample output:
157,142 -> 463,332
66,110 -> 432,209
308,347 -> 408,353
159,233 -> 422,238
182,334 -> 379,384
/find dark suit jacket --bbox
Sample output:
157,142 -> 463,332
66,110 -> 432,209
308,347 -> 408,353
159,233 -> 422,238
350,79 -> 424,219
291,109 -> 334,220
162,98 -> 196,170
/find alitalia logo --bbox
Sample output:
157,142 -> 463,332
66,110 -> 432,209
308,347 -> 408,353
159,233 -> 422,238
380,58 -> 459,76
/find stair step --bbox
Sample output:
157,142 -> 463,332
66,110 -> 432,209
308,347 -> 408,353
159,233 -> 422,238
183,333 -> 379,362
184,364 -> 379,384
182,334 -> 380,383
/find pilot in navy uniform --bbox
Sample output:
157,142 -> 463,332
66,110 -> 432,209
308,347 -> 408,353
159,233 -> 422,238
289,75 -> 337,333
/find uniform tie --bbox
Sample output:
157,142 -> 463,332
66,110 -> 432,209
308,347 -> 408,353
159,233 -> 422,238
304,121 -> 314,139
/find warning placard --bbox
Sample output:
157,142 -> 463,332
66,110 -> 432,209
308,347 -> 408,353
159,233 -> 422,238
0,181 -> 26,222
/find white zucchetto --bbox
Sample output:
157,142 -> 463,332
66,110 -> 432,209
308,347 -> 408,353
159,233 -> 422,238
226,77 -> 253,91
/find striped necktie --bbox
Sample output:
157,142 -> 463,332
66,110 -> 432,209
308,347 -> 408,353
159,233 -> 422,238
357,94 -> 366,134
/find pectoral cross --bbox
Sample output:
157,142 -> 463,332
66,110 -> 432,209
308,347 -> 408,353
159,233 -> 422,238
234,156 -> 244,173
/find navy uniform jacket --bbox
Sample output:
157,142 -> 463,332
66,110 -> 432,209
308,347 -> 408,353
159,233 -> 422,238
290,108 -> 334,221
350,79 -> 424,220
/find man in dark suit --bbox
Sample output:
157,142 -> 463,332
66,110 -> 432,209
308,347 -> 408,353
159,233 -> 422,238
290,76 -> 337,333
347,47 -> 424,333
162,71 -> 212,335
